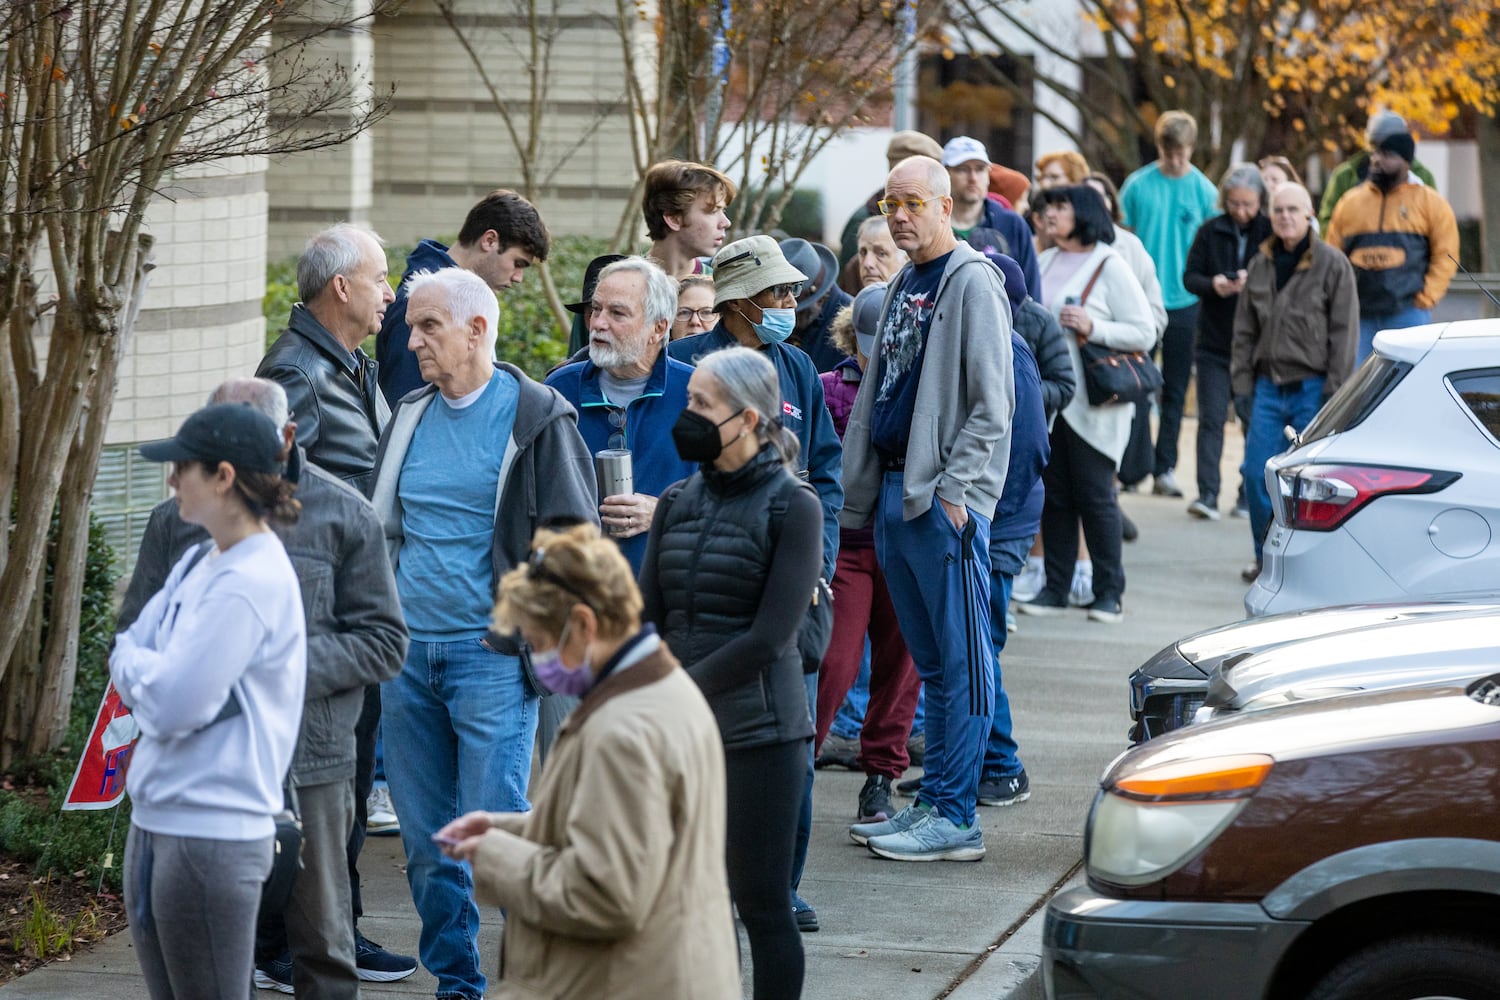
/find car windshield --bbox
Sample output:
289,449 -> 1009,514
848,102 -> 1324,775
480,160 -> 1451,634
1299,355 -> 1412,447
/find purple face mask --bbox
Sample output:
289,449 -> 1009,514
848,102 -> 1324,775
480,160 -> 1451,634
530,619 -> 594,697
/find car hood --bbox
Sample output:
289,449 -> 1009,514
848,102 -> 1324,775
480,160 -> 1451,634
1174,599 -> 1500,677
1206,610 -> 1500,711
1111,674 -> 1500,783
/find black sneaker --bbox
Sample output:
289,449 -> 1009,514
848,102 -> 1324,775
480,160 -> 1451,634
1121,512 -> 1139,542
253,952 -> 294,994
1017,590 -> 1069,617
355,932 -> 417,983
1086,597 -> 1124,625
978,770 -> 1031,807
792,893 -> 819,933
857,774 -> 894,822
896,775 -> 921,796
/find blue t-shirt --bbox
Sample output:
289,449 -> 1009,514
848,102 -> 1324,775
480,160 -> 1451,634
396,370 -> 519,640
1119,164 -> 1218,311
871,252 -> 949,459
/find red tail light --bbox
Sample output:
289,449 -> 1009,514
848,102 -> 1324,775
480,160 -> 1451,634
1276,464 -> 1460,531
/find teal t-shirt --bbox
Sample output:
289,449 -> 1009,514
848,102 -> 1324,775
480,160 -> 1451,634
1119,163 -> 1218,311
396,369 -> 519,641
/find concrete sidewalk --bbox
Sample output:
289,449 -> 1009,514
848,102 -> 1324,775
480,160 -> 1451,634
3,417 -> 1254,999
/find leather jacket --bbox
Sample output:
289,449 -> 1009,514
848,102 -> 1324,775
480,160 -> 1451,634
258,304 -> 389,496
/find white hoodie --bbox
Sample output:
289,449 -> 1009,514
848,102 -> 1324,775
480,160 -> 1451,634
111,531 -> 306,840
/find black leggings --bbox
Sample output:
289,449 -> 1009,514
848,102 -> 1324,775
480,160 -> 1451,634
725,738 -> 807,1000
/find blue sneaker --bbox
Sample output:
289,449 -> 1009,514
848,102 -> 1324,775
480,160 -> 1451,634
849,802 -> 931,846
791,893 -> 819,933
354,932 -> 417,983
253,952 -> 294,993
867,812 -> 986,862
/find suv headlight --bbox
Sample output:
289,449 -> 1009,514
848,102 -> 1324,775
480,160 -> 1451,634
1088,754 -> 1273,886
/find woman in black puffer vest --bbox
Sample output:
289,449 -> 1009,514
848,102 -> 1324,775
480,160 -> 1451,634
641,345 -> 821,1000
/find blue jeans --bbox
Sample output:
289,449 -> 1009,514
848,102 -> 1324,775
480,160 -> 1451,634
1242,375 -> 1325,561
830,646 -> 870,740
1357,306 -> 1430,367
382,638 -> 538,999
876,474 -> 994,828
982,571 -> 1022,778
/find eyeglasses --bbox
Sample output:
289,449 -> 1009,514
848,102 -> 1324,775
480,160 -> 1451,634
877,197 -> 933,216
765,282 -> 804,300
676,307 -> 716,324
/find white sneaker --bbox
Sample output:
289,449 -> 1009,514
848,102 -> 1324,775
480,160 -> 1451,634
1068,560 -> 1094,607
1012,556 -> 1046,603
366,783 -> 399,836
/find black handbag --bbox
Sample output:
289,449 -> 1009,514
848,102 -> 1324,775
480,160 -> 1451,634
769,477 -> 834,674
1073,259 -> 1164,407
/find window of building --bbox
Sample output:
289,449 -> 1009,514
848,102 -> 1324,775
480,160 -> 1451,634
94,444 -> 167,581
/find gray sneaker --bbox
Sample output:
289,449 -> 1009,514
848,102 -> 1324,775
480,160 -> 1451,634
867,812 -> 986,862
849,802 -> 930,846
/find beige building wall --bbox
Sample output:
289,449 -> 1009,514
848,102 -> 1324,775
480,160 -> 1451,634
99,155 -> 270,571
361,0 -> 641,252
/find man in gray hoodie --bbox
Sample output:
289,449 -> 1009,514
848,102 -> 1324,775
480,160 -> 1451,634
841,155 -> 1016,862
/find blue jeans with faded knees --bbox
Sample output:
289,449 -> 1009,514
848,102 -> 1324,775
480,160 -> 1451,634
1242,375 -> 1325,561
382,637 -> 538,1000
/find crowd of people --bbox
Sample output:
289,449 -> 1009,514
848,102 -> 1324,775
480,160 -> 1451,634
111,107 -> 1461,1000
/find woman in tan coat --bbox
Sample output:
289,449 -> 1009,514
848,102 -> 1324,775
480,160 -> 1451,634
436,523 -> 738,999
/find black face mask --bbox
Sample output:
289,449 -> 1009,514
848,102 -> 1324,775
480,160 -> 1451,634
672,409 -> 744,464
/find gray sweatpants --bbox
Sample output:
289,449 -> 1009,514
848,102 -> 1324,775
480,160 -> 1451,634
125,824 -> 272,1000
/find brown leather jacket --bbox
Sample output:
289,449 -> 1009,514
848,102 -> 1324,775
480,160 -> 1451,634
1231,235 -> 1359,400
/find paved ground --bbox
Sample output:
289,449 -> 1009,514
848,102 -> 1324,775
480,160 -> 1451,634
3,417 -> 1252,1000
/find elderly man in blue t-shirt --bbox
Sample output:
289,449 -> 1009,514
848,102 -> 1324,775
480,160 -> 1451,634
368,268 -> 597,1000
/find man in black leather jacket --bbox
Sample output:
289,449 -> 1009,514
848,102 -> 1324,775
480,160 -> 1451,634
255,225 -> 416,985
257,223 -> 394,498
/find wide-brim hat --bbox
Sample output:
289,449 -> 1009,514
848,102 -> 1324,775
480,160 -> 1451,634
139,403 -> 283,474
565,253 -> 629,314
711,235 -> 808,305
779,238 -> 839,311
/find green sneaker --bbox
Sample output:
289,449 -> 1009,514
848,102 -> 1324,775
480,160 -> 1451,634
867,813 -> 986,862
849,802 -> 931,846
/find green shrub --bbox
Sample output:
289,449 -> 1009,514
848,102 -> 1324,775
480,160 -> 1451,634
263,235 -> 615,382
0,514 -> 127,891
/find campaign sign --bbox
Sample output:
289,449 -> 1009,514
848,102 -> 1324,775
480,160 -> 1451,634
62,683 -> 138,811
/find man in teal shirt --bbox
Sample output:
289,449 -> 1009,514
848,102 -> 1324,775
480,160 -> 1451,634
1119,110 -> 1217,498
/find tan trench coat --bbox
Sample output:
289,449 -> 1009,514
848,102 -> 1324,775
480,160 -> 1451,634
470,643 -> 739,999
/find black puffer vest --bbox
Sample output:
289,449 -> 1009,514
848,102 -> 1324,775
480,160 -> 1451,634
655,448 -> 813,749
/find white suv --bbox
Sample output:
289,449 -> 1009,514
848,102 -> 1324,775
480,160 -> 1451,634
1247,320 -> 1500,617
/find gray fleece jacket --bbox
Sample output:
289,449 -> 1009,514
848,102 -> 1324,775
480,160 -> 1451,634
369,363 -> 599,629
839,241 -> 1015,526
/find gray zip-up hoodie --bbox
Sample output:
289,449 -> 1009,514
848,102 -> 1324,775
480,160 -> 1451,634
839,241 -> 1015,526
369,363 -> 600,620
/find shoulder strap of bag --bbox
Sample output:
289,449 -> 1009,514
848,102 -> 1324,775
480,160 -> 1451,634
1077,257 -> 1111,307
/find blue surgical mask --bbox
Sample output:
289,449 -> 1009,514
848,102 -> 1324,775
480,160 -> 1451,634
740,304 -> 796,345
529,618 -> 594,697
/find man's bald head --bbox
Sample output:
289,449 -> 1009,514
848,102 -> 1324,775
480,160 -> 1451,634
1270,182 -> 1314,247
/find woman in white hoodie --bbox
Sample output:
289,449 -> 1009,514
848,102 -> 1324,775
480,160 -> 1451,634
111,402 -> 306,1000
1018,185 -> 1155,624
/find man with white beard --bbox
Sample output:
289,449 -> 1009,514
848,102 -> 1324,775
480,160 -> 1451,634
545,257 -> 697,575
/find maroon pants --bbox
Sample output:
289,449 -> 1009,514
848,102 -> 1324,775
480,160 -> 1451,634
815,545 -> 922,779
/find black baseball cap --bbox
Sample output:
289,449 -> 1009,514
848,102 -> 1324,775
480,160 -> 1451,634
139,403 -> 283,474
565,254 -> 629,315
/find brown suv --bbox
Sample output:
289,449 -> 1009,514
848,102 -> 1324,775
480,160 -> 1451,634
1044,672 -> 1500,999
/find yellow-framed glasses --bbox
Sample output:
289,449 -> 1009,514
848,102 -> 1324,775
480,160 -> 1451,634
877,197 -> 932,217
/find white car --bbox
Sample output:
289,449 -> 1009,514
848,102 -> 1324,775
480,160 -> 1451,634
1247,320 -> 1500,617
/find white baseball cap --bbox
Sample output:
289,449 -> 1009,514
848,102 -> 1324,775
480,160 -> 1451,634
941,136 -> 990,168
